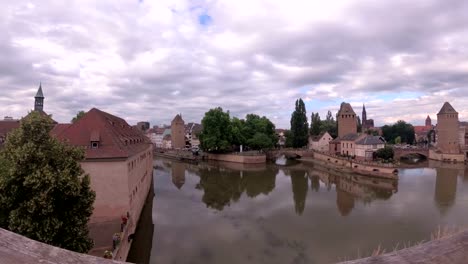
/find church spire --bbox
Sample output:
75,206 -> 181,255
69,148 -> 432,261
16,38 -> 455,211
34,83 -> 44,111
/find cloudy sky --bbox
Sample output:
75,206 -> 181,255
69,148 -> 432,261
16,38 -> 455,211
1,0 -> 467,128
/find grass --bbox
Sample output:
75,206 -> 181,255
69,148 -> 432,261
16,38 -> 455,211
338,225 -> 466,262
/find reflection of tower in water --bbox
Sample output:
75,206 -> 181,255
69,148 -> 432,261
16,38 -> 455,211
434,168 -> 458,215
171,162 -> 186,189
336,185 -> 355,216
290,171 -> 308,215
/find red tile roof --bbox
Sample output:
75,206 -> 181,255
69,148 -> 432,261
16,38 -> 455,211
53,108 -> 151,159
50,123 -> 71,136
414,125 -> 431,134
0,120 -> 20,138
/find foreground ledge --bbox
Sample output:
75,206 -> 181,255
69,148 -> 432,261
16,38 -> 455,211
0,228 -> 129,264
341,230 -> 468,264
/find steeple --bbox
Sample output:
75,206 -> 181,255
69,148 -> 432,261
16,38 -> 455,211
362,104 -> 367,123
34,83 -> 44,111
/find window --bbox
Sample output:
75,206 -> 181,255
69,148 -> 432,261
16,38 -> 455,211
91,141 -> 99,149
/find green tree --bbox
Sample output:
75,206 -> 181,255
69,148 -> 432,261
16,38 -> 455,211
310,112 -> 321,136
375,146 -> 394,160
284,130 -> 293,148
357,116 -> 362,133
382,120 -> 415,144
319,110 -> 337,138
242,114 -> 276,150
199,107 -> 233,152
71,110 -> 86,123
290,98 -> 309,148
395,136 -> 402,144
230,117 -> 246,147
0,111 -> 95,253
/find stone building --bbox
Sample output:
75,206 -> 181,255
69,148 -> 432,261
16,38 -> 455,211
436,102 -> 460,154
308,131 -> 333,152
53,108 -> 153,259
171,114 -> 185,149
337,102 -> 357,137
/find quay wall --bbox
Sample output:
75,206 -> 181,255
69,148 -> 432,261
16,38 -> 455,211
429,149 -> 465,163
312,152 -> 397,177
207,153 -> 266,164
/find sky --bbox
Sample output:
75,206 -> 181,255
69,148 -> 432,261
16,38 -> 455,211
1,0 -> 467,128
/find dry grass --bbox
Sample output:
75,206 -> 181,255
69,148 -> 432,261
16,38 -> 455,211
338,225 -> 467,263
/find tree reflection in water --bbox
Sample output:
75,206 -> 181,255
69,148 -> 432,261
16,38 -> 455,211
196,166 -> 279,210
193,161 -> 398,216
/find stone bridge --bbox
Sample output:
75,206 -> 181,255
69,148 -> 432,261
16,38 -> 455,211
394,147 -> 429,160
265,148 -> 314,160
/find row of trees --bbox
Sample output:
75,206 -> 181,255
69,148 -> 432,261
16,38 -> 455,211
0,112 -> 95,253
199,107 -> 277,152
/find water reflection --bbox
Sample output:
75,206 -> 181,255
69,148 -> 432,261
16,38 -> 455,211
196,166 -> 278,210
144,158 -> 468,264
289,171 -> 308,215
171,162 -> 186,189
434,167 -> 458,215
192,161 -> 399,216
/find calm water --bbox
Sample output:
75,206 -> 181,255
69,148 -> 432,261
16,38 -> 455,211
130,158 -> 468,264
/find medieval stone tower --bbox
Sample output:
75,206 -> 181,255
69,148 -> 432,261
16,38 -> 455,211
34,83 -> 44,112
171,114 -> 185,149
337,102 -> 357,138
436,102 -> 459,154
425,115 -> 432,127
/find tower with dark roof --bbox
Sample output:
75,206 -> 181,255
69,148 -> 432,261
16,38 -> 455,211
436,102 -> 459,154
34,83 -> 44,112
337,102 -> 357,137
171,114 -> 185,149
425,115 -> 432,127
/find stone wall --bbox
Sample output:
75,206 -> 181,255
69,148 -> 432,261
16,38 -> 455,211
0,228 -> 128,264
429,149 -> 465,163
207,153 -> 266,163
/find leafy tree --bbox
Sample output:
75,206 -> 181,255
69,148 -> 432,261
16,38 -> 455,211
284,130 -> 293,148
199,107 -> 233,152
375,146 -> 394,160
0,111 -> 95,253
310,112 -> 322,136
242,114 -> 276,150
395,136 -> 402,144
231,117 -> 246,147
319,110 -> 337,138
357,116 -> 362,133
71,110 -> 86,123
382,120 -> 415,144
290,98 -> 309,148
247,132 -> 273,150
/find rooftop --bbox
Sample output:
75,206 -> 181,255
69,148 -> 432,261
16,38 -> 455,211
53,108 -> 151,159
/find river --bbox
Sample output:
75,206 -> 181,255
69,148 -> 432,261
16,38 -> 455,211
127,157 -> 468,264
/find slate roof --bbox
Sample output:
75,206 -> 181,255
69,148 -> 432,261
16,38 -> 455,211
355,135 -> 386,145
338,102 -> 356,115
438,102 -> 458,115
340,133 -> 360,141
53,108 -> 151,159
35,84 -> 44,98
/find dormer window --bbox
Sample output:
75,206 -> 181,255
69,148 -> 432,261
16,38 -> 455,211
91,141 -> 99,149
90,130 -> 100,149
